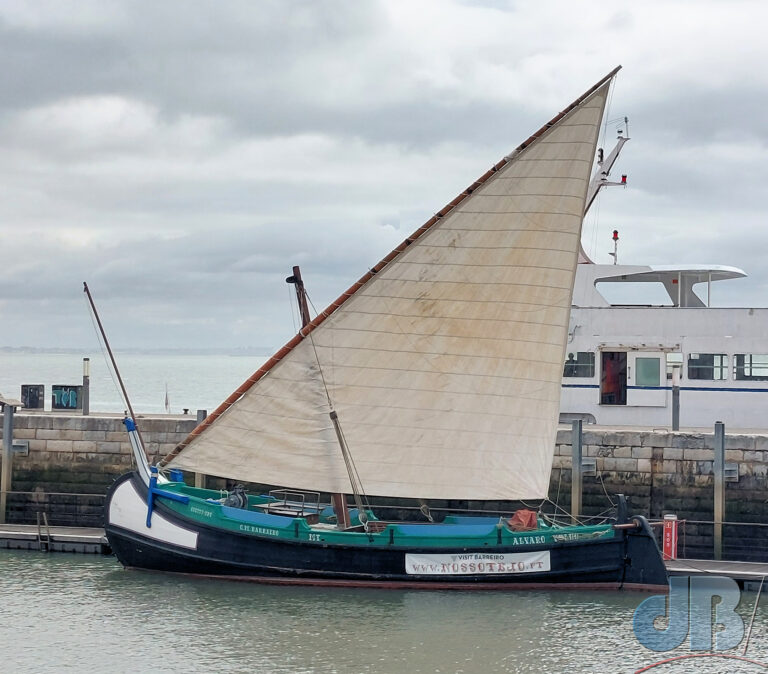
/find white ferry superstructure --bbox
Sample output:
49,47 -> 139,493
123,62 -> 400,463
560,121 -> 767,430
560,262 -> 768,429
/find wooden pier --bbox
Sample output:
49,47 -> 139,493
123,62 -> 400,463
666,558 -> 768,590
0,524 -> 110,554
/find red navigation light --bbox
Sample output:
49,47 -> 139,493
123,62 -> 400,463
621,174 -> 627,184
612,229 -> 619,241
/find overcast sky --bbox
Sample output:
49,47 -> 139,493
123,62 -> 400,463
1,0 -> 767,351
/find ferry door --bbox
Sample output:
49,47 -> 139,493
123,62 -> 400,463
626,351 -> 667,407
600,351 -> 627,405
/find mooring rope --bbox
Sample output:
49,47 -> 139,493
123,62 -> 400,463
743,575 -> 766,657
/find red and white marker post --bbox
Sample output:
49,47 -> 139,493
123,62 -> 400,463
662,514 -> 679,560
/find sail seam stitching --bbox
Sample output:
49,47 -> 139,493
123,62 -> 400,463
164,67 -> 620,463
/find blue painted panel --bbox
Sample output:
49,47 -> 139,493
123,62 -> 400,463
396,523 -> 497,537
221,505 -> 295,529
442,516 -> 502,525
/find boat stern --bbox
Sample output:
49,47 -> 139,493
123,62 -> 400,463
622,515 -> 669,591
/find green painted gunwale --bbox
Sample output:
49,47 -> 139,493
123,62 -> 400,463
157,482 -> 615,548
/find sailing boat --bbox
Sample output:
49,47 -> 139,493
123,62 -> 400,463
104,67 -> 668,589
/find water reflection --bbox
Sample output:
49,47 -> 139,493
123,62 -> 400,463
1,551 -> 767,673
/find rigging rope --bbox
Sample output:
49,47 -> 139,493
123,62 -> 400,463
596,468 -> 617,507
744,575 -> 766,657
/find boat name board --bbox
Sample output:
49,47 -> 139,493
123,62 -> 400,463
405,551 -> 550,576
510,530 -> 610,546
551,530 -> 609,543
238,524 -> 280,536
511,534 -> 547,546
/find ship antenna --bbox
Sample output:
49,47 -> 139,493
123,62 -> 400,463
608,229 -> 619,265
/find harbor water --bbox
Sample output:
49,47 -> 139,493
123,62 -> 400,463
2,550 -> 768,673
0,351 -> 268,415
3,358 -> 768,672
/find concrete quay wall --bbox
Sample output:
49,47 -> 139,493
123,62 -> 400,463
0,413 -> 197,526
1,413 -> 767,561
551,427 -> 768,561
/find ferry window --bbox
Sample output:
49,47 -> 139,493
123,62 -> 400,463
594,281 -> 674,306
734,354 -> 768,381
688,353 -> 727,380
636,358 -> 660,387
563,351 -> 594,377
666,353 -> 683,381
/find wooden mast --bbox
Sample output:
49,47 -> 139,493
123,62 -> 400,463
286,266 -> 351,530
286,265 -> 311,329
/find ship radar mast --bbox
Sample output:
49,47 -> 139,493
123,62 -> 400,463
608,229 -> 619,265
579,116 -> 630,264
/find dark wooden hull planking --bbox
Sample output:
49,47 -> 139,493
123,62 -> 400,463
105,472 -> 668,591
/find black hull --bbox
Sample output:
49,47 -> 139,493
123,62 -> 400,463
105,473 -> 668,591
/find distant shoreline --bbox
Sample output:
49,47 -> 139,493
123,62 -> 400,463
0,346 -> 274,357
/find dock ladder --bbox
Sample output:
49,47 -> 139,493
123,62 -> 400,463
36,512 -> 51,552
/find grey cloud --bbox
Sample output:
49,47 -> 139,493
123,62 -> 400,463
0,3 -> 385,128
2,1 -> 768,351
0,1 -> 541,149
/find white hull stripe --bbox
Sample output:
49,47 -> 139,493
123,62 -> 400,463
108,479 -> 199,550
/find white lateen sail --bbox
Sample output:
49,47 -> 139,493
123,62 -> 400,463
165,71 -> 617,500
